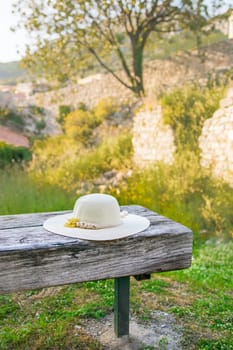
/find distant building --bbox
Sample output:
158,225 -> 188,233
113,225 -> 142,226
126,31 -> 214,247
0,85 -> 15,93
214,17 -> 228,36
211,10 -> 233,38
15,83 -> 33,99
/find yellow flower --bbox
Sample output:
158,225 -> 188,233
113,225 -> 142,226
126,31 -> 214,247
64,217 -> 79,228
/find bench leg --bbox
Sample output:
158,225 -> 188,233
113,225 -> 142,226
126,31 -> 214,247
114,276 -> 130,337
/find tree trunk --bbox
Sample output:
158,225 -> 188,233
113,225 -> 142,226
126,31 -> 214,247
131,36 -> 145,97
132,44 -> 145,97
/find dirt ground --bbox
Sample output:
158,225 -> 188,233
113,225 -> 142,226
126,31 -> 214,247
80,311 -> 183,350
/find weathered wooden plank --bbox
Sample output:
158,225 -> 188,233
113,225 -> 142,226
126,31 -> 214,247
0,234 -> 192,293
0,206 -> 189,250
0,211 -> 70,230
0,206 -> 193,293
0,218 -> 189,251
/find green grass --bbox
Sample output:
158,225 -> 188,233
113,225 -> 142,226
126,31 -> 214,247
163,242 -> 233,349
167,242 -> 233,291
131,242 -> 233,349
0,166 -> 76,215
0,282 -> 112,349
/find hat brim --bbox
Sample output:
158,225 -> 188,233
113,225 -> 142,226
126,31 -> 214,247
43,212 -> 150,241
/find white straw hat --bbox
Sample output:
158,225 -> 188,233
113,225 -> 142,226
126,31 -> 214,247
43,193 -> 150,241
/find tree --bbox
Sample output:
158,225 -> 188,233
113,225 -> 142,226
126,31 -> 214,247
15,0 -> 229,97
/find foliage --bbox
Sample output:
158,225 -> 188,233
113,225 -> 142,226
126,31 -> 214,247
0,142 -> 31,168
29,105 -> 45,116
29,134 -> 81,179
15,0 -> 229,97
0,107 -> 25,130
29,132 -> 133,192
93,98 -> 118,122
27,98 -> 132,191
56,105 -> 73,127
160,81 -> 226,153
35,119 -> 46,131
113,153 -> 233,240
64,109 -> 102,146
72,132 -> 132,178
60,98 -> 117,145
0,166 -> 76,215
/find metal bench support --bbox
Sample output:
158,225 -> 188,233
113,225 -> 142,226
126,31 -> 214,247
114,276 -> 130,337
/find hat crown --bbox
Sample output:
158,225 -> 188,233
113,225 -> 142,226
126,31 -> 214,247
73,193 -> 122,228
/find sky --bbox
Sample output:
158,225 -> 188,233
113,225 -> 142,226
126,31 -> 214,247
0,1 -> 27,63
0,0 -> 232,63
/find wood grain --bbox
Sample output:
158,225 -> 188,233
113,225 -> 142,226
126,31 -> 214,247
0,206 -> 193,293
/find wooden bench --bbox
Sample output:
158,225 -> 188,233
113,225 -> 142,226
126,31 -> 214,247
0,205 -> 193,338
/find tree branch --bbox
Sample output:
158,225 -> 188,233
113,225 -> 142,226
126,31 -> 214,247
106,22 -> 135,84
87,46 -> 133,91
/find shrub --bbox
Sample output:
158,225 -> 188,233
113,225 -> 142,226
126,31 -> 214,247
29,135 -> 81,177
0,107 -> 25,130
29,132 -> 132,192
57,105 -> 73,126
93,98 -> 117,122
160,82 -> 225,154
59,99 -> 125,146
63,132 -> 132,190
0,142 -> 31,168
113,153 -> 233,241
64,109 -> 102,145
77,102 -> 88,111
29,105 -> 45,115
35,118 -> 46,131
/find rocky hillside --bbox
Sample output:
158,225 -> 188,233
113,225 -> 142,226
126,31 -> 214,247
1,39 -> 233,141
32,39 -> 233,113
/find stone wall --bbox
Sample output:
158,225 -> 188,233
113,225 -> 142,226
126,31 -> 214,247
199,88 -> 233,185
229,11 -> 233,39
133,88 -> 233,187
132,106 -> 175,166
